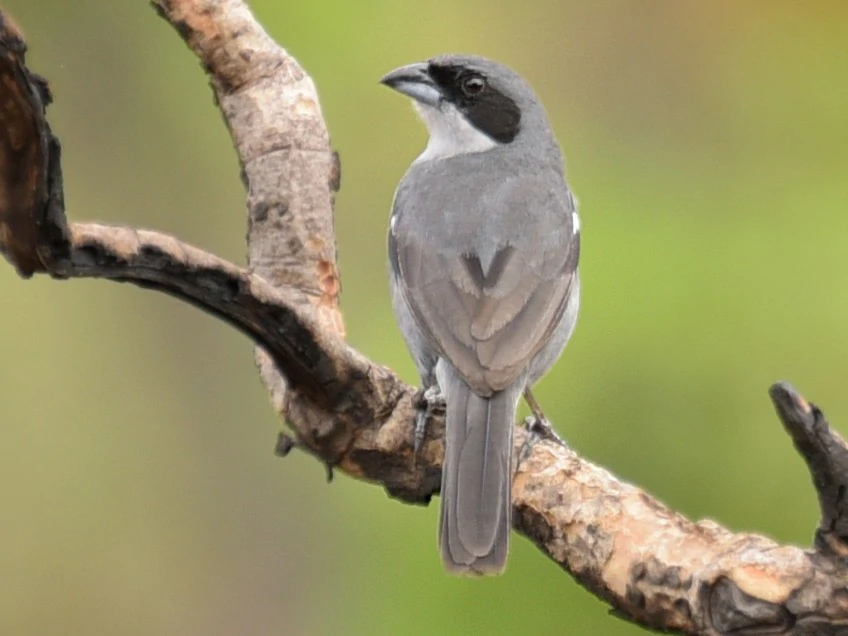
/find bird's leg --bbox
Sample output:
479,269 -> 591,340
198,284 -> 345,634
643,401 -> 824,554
523,388 -> 567,444
517,388 -> 568,466
414,384 -> 446,456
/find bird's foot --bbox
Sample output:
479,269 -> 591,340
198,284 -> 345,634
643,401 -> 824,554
517,414 -> 569,467
526,413 -> 568,448
414,385 -> 446,456
517,388 -> 568,468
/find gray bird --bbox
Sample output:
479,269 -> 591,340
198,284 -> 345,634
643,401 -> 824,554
381,54 -> 581,575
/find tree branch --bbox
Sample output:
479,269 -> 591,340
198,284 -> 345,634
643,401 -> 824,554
770,382 -> 848,560
2,3 -> 848,634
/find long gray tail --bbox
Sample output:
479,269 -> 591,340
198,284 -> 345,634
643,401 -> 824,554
437,365 -> 523,575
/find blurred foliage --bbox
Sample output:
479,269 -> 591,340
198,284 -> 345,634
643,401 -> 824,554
1,1 -> 847,634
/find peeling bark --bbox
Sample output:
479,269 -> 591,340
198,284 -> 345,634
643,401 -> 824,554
2,3 -> 848,634
151,0 -> 344,427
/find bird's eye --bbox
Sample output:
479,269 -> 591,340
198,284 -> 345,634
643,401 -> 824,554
460,75 -> 486,96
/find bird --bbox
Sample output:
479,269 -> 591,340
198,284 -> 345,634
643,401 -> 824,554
381,54 -> 581,575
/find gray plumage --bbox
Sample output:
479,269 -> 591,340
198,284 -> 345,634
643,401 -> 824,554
383,54 -> 581,575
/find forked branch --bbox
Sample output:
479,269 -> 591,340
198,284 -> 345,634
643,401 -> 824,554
2,3 -> 847,633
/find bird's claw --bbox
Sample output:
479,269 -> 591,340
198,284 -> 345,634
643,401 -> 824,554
526,414 -> 568,448
517,387 -> 568,465
516,414 -> 569,469
414,385 -> 446,456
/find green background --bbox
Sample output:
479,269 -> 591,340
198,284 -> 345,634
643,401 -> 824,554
2,1 -> 847,634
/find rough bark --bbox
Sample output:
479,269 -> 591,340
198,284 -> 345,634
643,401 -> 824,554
2,3 -> 848,634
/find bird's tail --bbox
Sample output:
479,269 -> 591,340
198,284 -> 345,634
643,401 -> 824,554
437,365 -> 523,575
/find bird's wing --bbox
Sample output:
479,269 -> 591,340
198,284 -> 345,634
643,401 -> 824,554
393,177 -> 579,395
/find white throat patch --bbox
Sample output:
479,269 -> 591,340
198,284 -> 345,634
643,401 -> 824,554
413,101 -> 498,163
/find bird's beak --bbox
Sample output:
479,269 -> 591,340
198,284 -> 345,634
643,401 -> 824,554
380,62 -> 442,107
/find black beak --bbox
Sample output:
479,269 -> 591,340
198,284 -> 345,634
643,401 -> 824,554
380,62 -> 442,107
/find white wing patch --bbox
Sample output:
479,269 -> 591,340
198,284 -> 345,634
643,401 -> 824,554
568,191 -> 580,235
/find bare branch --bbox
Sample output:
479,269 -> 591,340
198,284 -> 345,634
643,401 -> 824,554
151,0 -> 344,425
0,12 -> 67,276
771,382 -> 848,559
3,3 -> 848,634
